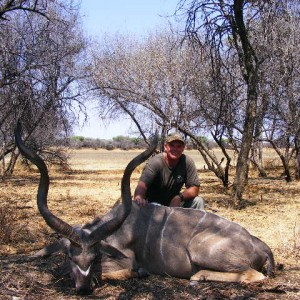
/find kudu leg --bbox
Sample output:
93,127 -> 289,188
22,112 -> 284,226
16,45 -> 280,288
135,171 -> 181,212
190,268 -> 265,284
102,267 -> 149,280
102,269 -> 139,280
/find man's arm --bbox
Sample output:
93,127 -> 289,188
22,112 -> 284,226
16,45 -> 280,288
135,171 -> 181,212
169,185 -> 199,207
170,155 -> 201,207
133,181 -> 149,207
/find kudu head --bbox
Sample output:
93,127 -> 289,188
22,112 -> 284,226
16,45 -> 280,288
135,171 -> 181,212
15,122 -> 158,294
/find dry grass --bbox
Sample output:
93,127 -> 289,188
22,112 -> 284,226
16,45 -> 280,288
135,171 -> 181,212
0,148 -> 299,299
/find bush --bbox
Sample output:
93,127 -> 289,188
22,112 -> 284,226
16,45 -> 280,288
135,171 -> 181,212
106,144 -> 115,150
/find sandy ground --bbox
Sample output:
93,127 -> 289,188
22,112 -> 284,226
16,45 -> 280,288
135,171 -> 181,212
0,148 -> 299,299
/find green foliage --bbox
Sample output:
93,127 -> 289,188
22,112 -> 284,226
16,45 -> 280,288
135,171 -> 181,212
72,136 -> 85,142
198,136 -> 209,144
129,137 -> 143,145
112,135 -> 129,142
69,135 -> 146,150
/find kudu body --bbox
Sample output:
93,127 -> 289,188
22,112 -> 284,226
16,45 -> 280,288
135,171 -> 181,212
15,124 -> 275,295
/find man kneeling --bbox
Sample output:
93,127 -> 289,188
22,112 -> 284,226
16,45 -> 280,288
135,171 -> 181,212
134,132 -> 204,209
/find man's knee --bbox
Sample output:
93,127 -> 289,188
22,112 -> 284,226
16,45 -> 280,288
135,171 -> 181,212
182,196 -> 205,210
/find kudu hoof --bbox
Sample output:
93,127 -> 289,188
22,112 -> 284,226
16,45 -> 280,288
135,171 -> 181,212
189,280 -> 199,287
137,268 -> 150,278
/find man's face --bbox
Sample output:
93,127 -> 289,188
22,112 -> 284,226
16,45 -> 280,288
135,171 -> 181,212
164,141 -> 185,160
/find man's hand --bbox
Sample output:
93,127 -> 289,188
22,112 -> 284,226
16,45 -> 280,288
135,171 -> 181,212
134,197 -> 148,207
134,181 -> 148,207
169,195 -> 182,207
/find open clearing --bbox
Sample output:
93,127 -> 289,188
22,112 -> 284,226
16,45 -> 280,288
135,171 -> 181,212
0,148 -> 299,299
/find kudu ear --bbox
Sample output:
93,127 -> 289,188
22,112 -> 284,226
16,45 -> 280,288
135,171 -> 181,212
100,241 -> 128,259
30,238 -> 71,258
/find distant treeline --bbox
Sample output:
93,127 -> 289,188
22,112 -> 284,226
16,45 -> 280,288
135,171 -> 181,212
70,135 -> 147,150
70,135 -> 251,151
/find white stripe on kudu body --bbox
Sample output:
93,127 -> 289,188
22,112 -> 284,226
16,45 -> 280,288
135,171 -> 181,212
160,210 -> 174,262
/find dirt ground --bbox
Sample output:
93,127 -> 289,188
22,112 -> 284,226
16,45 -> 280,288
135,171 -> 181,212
0,148 -> 299,299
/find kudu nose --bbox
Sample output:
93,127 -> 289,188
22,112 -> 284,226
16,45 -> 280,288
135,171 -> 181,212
76,287 -> 93,295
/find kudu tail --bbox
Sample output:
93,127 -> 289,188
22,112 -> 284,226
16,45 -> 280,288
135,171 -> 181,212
253,235 -> 275,278
266,250 -> 276,278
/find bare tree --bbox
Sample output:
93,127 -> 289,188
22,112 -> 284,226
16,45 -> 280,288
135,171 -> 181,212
178,0 -> 300,206
270,20 -> 300,181
90,1 -> 300,198
187,42 -> 245,187
254,1 -> 300,181
90,30 -> 235,186
0,0 -> 89,176
0,0 -> 48,20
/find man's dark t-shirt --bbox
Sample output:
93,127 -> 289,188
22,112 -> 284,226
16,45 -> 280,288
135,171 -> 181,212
139,153 -> 200,206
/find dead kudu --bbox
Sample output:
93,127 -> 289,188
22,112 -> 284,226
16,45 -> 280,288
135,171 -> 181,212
15,124 -> 275,295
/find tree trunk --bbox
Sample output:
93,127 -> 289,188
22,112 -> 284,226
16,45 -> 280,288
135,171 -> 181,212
232,77 -> 258,206
5,149 -> 19,176
232,110 -> 254,205
269,140 -> 292,182
295,138 -> 300,180
250,141 -> 267,177
1,142 -> 6,180
231,0 -> 259,207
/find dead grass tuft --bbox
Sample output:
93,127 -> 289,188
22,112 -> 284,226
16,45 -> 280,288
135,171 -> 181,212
294,222 -> 300,253
0,206 -> 17,243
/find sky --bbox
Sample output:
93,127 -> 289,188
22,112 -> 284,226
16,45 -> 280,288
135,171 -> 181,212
73,0 -> 179,139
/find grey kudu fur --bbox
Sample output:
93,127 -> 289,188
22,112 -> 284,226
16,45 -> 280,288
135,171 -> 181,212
15,123 -> 275,295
